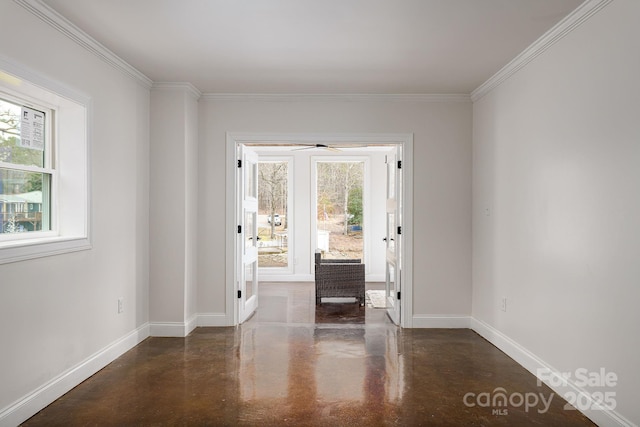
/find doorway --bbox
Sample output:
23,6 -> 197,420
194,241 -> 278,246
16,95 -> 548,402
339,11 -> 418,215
226,133 -> 414,327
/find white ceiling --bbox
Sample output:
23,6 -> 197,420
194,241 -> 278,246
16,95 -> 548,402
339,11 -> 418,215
43,0 -> 584,94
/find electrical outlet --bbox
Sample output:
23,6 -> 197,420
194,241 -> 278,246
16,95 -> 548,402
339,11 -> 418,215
118,297 -> 124,314
500,297 -> 507,312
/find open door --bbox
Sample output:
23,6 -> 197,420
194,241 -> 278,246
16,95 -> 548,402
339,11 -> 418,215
385,147 -> 402,325
238,145 -> 259,323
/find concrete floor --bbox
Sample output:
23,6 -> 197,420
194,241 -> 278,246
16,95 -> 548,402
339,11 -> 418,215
23,282 -> 595,426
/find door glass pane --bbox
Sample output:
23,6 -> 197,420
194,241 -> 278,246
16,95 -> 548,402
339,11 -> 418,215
387,212 -> 395,252
387,159 -> 395,199
258,161 -> 289,268
245,261 -> 255,299
245,211 -> 254,250
245,161 -> 256,199
387,264 -> 396,302
316,161 -> 364,260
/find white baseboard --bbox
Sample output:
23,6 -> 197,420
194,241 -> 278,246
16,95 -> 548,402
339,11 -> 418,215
149,316 -> 197,337
150,314 -> 230,336
412,315 -> 471,328
470,318 -> 635,427
0,323 -> 150,427
197,313 -> 230,327
185,314 -> 198,335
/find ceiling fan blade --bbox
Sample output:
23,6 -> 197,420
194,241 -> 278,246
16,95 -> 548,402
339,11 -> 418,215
292,143 -> 341,151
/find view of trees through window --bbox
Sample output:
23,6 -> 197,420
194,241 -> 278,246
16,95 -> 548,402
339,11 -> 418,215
256,159 -> 365,268
258,161 -> 288,268
316,161 -> 364,260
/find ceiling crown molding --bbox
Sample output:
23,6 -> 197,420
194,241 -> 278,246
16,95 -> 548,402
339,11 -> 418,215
14,0 -> 153,89
471,0 -> 613,102
152,82 -> 202,100
201,93 -> 471,103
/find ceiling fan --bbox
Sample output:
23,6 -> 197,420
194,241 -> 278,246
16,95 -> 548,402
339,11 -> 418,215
244,142 -> 371,152
293,143 -> 342,152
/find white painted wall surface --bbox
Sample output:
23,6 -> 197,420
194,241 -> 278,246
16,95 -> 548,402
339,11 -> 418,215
472,0 -> 640,424
0,1 -> 150,422
185,89 -> 199,326
149,89 -> 187,324
197,97 -> 472,318
149,86 -> 200,328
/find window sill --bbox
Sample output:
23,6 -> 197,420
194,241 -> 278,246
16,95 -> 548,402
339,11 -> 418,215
0,235 -> 92,264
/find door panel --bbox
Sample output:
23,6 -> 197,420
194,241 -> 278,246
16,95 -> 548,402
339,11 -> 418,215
385,148 -> 402,325
239,145 -> 259,323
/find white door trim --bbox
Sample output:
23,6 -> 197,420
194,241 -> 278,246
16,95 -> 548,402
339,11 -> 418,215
226,133 -> 414,327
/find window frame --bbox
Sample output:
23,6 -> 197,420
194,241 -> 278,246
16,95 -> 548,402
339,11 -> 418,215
0,57 -> 91,264
0,92 -> 56,240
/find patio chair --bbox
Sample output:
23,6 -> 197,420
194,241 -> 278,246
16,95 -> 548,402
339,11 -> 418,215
314,251 -> 365,305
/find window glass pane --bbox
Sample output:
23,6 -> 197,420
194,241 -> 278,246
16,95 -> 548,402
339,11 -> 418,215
0,98 -> 45,168
316,161 -> 364,260
1,168 -> 49,233
258,161 -> 288,268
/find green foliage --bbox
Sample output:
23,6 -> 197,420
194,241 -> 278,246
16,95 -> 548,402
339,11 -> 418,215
25,173 -> 43,192
347,186 -> 363,225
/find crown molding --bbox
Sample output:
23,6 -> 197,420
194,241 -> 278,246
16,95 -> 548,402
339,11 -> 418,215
14,0 -> 153,89
152,82 -> 202,100
471,0 -> 613,102
201,93 -> 471,103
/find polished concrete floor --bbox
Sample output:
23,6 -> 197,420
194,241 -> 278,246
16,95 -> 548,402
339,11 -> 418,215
23,282 -> 595,426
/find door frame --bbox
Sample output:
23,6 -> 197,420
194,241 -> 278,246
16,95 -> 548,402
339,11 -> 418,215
226,133 -> 414,327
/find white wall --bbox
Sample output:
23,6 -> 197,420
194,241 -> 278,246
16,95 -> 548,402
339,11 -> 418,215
149,85 -> 199,332
197,97 -> 472,319
472,0 -> 640,425
0,1 -> 150,424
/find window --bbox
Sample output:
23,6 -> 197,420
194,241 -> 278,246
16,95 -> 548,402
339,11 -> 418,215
0,60 -> 90,264
0,95 -> 53,236
315,160 -> 365,260
258,160 -> 290,269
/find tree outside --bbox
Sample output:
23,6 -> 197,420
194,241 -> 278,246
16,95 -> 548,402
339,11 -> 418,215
258,161 -> 288,267
316,161 -> 364,260
254,159 -> 365,267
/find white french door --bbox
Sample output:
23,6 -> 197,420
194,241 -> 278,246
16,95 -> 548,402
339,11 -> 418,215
385,147 -> 402,325
238,145 -> 259,323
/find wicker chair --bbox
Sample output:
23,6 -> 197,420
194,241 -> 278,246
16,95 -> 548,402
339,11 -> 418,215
315,252 -> 365,305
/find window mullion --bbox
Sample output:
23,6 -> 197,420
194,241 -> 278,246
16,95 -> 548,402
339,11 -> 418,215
0,161 -> 52,174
